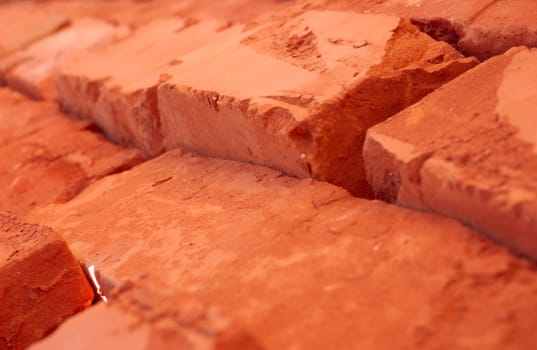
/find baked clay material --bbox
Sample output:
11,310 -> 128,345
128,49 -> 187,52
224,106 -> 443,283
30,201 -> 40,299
0,212 -> 94,350
26,150 -> 537,350
0,89 -> 144,216
38,0 -> 289,29
57,18 -> 243,156
312,0 -> 537,60
158,10 -> 477,196
0,18 -> 128,100
0,2 -> 67,60
31,280 -> 262,350
364,47 -> 537,259
458,0 -> 537,59
113,0 -> 291,28
0,89 -> 59,146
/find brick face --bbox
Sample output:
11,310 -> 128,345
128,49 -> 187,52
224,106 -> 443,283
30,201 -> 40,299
0,18 -> 128,100
0,89 -> 144,216
308,0 -> 537,59
364,47 -> 537,259
56,18 -> 240,155
30,280 -> 262,350
0,3 -> 67,60
0,213 -> 94,350
25,150 -> 537,350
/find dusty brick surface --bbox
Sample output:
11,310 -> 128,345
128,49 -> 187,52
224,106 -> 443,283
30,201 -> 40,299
111,0 -> 291,28
458,0 -> 537,59
0,89 -> 144,216
31,281 -> 262,350
26,151 -> 537,350
2,1 -> 537,349
157,10 -> 476,196
0,89 -> 58,146
0,18 -> 128,100
0,2 -> 67,61
306,0 -> 537,60
0,212 -> 94,350
38,0 -> 289,28
364,47 -> 537,259
57,18 -> 243,155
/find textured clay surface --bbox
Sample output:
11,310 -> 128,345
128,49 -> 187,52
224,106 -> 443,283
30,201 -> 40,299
0,212 -> 94,350
0,89 -> 144,216
306,0 -> 537,60
158,10 -> 476,196
456,0 -> 537,59
36,0 -> 290,29
31,280 -> 262,350
364,47 -> 537,259
2,1 -> 537,349
0,18 -> 128,100
0,2 -> 67,60
57,18 -> 243,155
26,151 -> 537,350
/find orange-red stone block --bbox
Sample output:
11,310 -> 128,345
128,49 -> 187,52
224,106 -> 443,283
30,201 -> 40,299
0,89 -> 144,215
57,18 -> 241,155
26,150 -> 537,350
314,0 -> 537,59
0,18 -> 128,100
31,282 -> 261,350
364,47 -> 537,259
0,3 -> 67,60
0,213 -> 94,350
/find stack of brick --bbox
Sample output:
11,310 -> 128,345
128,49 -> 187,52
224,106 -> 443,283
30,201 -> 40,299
0,0 -> 537,349
56,10 -> 477,195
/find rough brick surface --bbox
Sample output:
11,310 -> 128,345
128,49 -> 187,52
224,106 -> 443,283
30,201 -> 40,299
0,89 -> 144,216
0,2 -> 67,60
57,18 -> 242,155
458,0 -> 537,59
0,212 -> 94,350
38,0 -> 289,28
364,47 -> 537,259
0,18 -> 128,100
31,281 -> 262,350
0,89 -> 58,146
158,10 -> 476,196
26,151 -> 537,350
308,0 -> 537,60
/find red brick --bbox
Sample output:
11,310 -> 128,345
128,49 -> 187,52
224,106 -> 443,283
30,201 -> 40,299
0,89 -> 58,146
35,0 -> 289,29
0,2 -> 67,60
26,150 -> 537,350
459,0 -> 537,59
0,89 -> 144,216
158,10 -> 476,196
31,281 -> 262,350
57,18 -> 242,155
313,0 -> 537,60
0,212 -> 94,350
364,47 -> 537,259
0,18 -> 128,100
